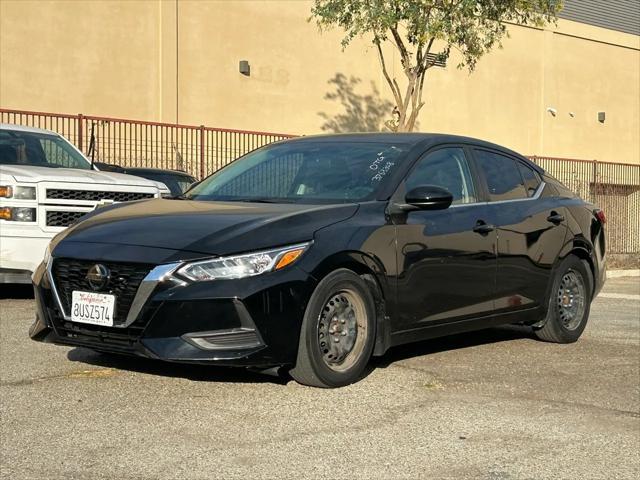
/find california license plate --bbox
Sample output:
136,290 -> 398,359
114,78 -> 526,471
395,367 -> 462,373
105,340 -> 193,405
71,291 -> 115,327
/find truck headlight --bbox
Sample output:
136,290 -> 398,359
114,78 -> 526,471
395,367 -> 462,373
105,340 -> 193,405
0,185 -> 36,200
0,207 -> 37,222
176,242 -> 310,282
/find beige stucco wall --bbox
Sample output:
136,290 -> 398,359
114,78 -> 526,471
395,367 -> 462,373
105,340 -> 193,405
1,0 -> 638,164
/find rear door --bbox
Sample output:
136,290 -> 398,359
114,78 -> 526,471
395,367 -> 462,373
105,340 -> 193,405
472,148 -> 567,320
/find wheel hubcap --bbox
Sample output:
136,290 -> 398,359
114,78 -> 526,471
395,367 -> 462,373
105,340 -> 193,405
317,289 -> 367,372
556,270 -> 586,331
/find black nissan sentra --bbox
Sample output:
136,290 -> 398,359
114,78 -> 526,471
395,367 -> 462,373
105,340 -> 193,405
30,134 -> 606,387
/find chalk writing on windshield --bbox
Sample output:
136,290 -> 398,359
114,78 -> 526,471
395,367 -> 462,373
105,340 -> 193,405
369,151 -> 395,182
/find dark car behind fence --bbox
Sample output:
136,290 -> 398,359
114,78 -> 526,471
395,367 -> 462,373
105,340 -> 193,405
1,108 -> 638,258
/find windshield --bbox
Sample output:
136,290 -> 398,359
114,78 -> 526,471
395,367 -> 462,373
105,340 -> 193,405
186,141 -> 408,203
0,130 -> 92,170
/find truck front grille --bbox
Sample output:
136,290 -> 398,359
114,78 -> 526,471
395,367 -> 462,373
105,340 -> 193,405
51,258 -> 153,325
46,211 -> 86,227
46,189 -> 154,202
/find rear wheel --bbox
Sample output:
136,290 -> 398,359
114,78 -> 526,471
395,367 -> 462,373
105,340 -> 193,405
290,269 -> 376,388
535,255 -> 593,343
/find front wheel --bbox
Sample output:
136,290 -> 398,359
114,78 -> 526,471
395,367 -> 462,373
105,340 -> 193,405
535,255 -> 593,343
290,269 -> 376,388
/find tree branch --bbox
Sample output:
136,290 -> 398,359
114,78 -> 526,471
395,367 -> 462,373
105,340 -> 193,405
422,37 -> 435,70
374,40 -> 403,109
390,25 -> 410,73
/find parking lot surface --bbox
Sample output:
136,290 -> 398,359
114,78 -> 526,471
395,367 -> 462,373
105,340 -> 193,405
1,277 -> 639,480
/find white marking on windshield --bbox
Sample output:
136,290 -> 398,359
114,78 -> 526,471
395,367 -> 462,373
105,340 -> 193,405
369,151 -> 395,182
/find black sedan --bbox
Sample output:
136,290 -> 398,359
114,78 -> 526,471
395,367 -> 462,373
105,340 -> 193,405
95,164 -> 197,196
30,134 -> 606,387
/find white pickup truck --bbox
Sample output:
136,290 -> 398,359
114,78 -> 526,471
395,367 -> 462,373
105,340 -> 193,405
0,123 -> 169,283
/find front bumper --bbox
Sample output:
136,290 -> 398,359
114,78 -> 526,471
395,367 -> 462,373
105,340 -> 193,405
30,256 -> 316,368
0,233 -> 51,282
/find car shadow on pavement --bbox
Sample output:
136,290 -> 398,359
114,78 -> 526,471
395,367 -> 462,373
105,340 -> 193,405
372,325 -> 537,369
66,348 -> 288,385
66,325 -> 537,385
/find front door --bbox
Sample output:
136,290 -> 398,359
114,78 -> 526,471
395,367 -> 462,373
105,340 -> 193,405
393,146 -> 497,332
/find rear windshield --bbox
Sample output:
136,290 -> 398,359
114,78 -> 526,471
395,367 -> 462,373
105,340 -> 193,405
134,172 -> 196,195
0,130 -> 91,170
186,141 -> 408,203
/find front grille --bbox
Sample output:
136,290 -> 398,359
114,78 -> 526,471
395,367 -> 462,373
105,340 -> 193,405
46,189 -> 155,202
47,307 -> 156,353
51,259 -> 153,325
46,211 -> 86,227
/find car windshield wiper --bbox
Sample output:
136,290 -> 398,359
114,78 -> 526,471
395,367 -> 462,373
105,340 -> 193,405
238,198 -> 295,204
183,196 -> 296,203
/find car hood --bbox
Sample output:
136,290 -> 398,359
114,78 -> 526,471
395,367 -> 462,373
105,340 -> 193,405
53,199 -> 359,256
0,164 -> 161,188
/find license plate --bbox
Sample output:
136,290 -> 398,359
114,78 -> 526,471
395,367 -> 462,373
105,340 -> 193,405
71,291 -> 115,327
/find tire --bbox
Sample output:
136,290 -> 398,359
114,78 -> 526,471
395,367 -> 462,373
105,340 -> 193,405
535,255 -> 593,343
289,268 -> 376,388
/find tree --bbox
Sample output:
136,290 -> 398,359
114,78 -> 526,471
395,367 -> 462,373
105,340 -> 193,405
311,0 -> 562,132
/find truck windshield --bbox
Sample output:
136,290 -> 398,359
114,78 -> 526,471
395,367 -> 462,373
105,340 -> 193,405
186,141 -> 408,203
0,130 -> 92,170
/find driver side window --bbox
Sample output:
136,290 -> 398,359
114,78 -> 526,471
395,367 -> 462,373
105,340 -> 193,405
406,147 -> 477,205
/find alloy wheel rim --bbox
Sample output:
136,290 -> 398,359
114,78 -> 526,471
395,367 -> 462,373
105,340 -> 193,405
317,289 -> 367,372
556,269 -> 586,331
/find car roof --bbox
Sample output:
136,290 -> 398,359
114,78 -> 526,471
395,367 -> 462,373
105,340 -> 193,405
282,133 -> 542,172
0,123 -> 59,136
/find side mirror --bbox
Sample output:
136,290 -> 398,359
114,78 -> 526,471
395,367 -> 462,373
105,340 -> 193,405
405,185 -> 453,210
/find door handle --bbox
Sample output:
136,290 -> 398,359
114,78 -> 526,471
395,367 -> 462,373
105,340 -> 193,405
473,221 -> 495,235
547,212 -> 565,225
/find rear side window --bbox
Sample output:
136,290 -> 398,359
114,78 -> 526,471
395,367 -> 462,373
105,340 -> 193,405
518,162 -> 541,197
474,150 -> 527,201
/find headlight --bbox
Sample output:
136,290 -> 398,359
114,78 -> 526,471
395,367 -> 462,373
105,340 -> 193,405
14,186 -> 37,200
0,207 -> 36,222
176,242 -> 311,282
0,185 -> 36,200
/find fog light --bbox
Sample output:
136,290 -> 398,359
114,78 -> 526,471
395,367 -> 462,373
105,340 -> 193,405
183,328 -> 263,350
0,207 -> 37,222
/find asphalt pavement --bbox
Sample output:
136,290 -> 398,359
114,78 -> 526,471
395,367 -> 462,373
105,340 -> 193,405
1,277 -> 638,480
